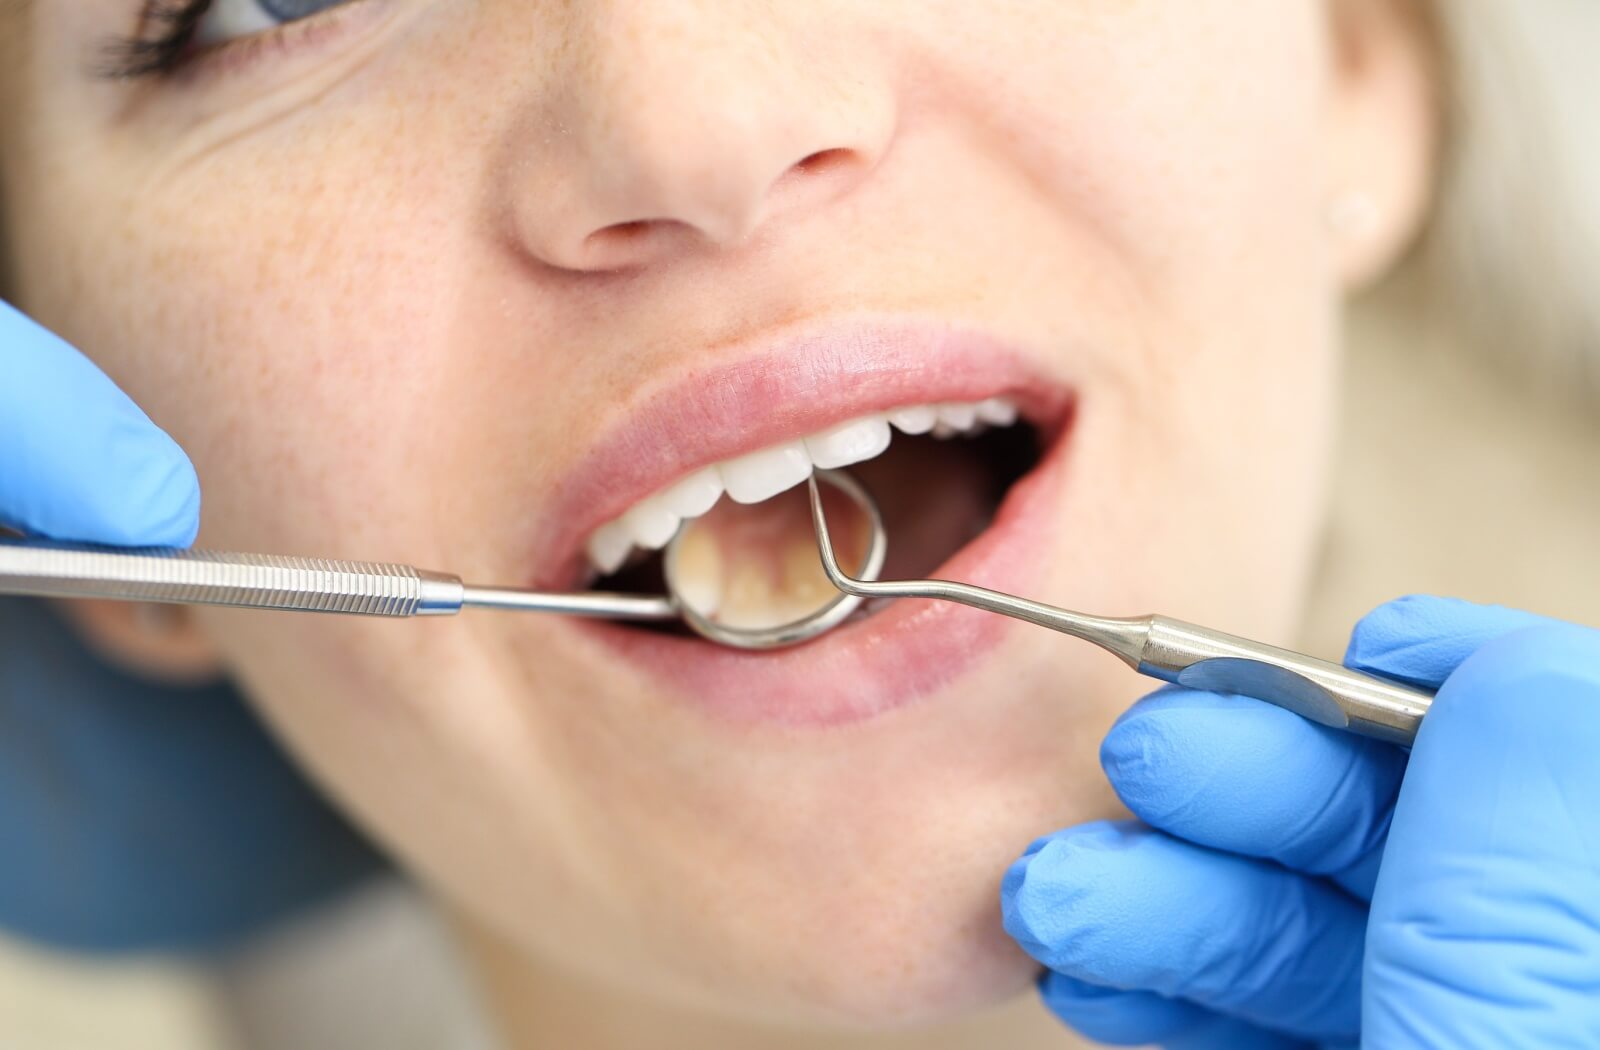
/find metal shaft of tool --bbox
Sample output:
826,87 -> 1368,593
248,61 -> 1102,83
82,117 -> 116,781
0,539 -> 676,621
807,478 -> 1432,745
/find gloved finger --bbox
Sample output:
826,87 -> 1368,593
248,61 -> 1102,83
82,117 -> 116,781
1365,622 -> 1600,1047
1002,820 -> 1365,1043
1038,973 -> 1313,1050
1101,686 -> 1403,899
0,301 -> 199,546
1344,594 -> 1558,690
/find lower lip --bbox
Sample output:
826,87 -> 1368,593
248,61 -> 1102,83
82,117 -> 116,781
577,409 -> 1077,727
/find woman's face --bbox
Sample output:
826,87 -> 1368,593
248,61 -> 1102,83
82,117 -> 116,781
3,0 -> 1431,1030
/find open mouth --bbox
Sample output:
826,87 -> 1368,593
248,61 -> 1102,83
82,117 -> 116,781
536,318 -> 1078,725
585,397 -> 1046,637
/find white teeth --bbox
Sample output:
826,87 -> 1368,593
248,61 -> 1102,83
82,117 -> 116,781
976,397 -> 1019,426
887,405 -> 938,435
659,467 -> 724,518
719,441 -> 814,504
619,495 -> 681,550
583,395 -> 1021,573
585,521 -> 633,576
936,402 -> 978,431
803,416 -> 892,469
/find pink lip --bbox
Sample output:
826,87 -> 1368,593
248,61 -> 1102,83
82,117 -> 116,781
537,316 -> 1079,726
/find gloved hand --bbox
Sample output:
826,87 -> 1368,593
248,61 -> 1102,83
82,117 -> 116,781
1001,594 -> 1600,1049
1,301 -> 380,951
0,299 -> 200,545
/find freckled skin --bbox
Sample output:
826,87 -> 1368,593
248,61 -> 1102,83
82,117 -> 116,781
0,0 -> 1432,1040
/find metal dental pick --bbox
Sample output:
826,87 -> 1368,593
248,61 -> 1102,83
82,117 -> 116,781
806,477 -> 1434,745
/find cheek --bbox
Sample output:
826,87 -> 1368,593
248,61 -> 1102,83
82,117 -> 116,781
13,100 -> 585,578
936,2 -> 1340,629
909,0 -> 1342,484
913,5 -> 1332,238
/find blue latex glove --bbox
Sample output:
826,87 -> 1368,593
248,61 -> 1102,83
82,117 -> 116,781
1,302 -> 381,950
0,299 -> 200,545
1001,595 -> 1600,1048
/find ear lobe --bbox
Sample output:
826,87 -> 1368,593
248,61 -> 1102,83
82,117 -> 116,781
1324,0 -> 1442,289
57,599 -> 226,686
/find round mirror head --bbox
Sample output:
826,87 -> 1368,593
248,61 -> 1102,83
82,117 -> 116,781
663,469 -> 885,649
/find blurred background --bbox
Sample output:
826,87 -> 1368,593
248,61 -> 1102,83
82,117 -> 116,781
3,4 -> 1597,1048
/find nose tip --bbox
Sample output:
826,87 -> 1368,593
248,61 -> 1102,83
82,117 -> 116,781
500,0 -> 897,277
532,145 -> 876,273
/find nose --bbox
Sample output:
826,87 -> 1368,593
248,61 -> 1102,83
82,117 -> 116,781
502,4 -> 896,272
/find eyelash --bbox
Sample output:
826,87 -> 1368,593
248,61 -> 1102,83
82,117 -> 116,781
99,0 -> 214,79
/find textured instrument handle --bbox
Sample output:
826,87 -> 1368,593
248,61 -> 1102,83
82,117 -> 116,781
0,540 -> 458,617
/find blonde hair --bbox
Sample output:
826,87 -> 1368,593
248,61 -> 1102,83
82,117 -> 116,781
1376,2 -> 1600,393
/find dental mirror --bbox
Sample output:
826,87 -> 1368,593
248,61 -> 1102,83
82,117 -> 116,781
662,468 -> 887,649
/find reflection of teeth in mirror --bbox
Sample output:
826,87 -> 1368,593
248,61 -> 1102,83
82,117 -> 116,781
678,518 -> 843,630
665,524 -> 722,618
584,395 -> 1022,573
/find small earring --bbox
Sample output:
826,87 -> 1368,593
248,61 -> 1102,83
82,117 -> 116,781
1326,189 -> 1379,240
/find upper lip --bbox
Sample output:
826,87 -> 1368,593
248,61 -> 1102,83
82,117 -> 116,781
532,315 -> 1076,589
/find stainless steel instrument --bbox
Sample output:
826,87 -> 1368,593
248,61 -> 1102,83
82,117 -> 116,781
0,463 -> 1434,744
805,477 -> 1433,745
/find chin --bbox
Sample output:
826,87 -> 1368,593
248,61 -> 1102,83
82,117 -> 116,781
765,886 -> 1044,1029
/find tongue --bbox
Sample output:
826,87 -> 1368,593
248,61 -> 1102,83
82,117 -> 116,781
668,437 -> 996,630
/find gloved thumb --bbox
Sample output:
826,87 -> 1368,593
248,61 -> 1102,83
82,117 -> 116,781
1363,621 -> 1600,1047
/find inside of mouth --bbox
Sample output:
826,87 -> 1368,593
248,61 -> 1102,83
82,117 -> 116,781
594,420 -> 1044,639
666,482 -> 875,632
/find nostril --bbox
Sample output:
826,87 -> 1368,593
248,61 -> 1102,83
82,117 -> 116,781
783,148 -> 857,187
578,218 -> 689,270
586,219 -> 660,251
769,148 -> 865,214
566,150 -> 865,270
598,219 -> 654,241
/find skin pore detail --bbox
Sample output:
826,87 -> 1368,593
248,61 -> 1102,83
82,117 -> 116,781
0,2 -> 1437,1047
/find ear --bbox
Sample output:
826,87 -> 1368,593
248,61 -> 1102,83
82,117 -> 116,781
1324,0 -> 1441,289
57,599 -> 226,686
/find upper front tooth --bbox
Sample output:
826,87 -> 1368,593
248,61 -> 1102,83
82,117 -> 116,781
887,405 -> 938,435
586,521 -> 633,576
619,493 -> 681,549
659,466 -> 724,518
804,415 -> 892,469
975,397 -> 1018,426
936,402 -> 978,431
718,441 -> 813,504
